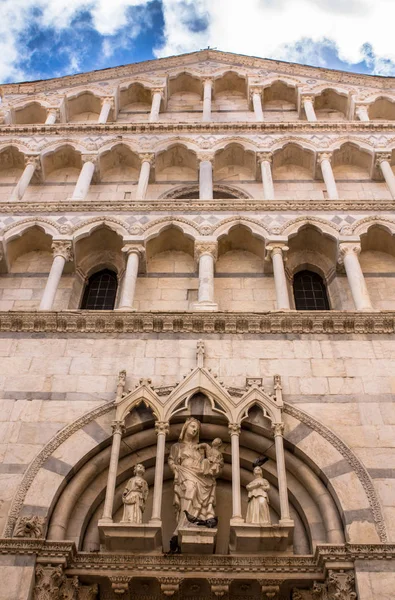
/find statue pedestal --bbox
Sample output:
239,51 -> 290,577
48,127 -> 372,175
178,526 -> 217,554
229,521 -> 294,554
98,521 -> 162,553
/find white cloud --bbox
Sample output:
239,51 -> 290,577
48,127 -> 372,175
1,0 -> 395,84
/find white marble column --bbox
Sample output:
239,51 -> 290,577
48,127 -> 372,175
251,88 -> 264,122
150,421 -> 169,524
355,104 -> 370,122
101,421 -> 125,522
318,152 -> 339,200
302,95 -> 317,122
10,156 -> 40,201
149,88 -> 164,123
193,241 -> 218,311
71,156 -> 96,200
202,78 -> 213,122
265,245 -> 290,310
272,423 -> 292,524
45,108 -> 58,125
229,423 -> 243,523
98,97 -> 114,124
338,243 -> 373,311
198,153 -> 214,200
136,154 -> 154,200
39,241 -> 73,311
117,244 -> 144,310
376,153 -> 395,199
258,152 -> 274,200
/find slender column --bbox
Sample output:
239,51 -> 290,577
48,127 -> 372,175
101,421 -> 125,522
117,245 -> 144,310
136,154 -> 154,200
338,243 -> 373,311
193,241 -> 218,311
258,152 -> 274,200
39,241 -> 73,311
202,78 -> 213,122
301,95 -> 317,122
198,153 -> 214,200
149,88 -> 164,123
229,423 -> 243,522
45,108 -> 58,125
251,88 -> 264,122
272,423 -> 291,523
265,245 -> 290,310
318,152 -> 339,200
98,97 -> 114,124
150,421 -> 169,523
10,156 -> 40,201
71,156 -> 96,200
355,104 -> 370,122
376,153 -> 395,199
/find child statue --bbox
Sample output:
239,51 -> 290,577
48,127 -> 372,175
121,463 -> 148,524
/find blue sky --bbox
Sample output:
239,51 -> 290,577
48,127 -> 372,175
1,0 -> 395,84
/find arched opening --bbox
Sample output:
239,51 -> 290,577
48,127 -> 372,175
119,83 -> 152,112
272,144 -> 315,180
262,81 -> 297,120
332,143 -> 372,180
67,92 -> 102,122
99,144 -> 140,182
368,97 -> 395,121
155,145 -> 198,182
315,89 -> 348,120
214,144 -> 256,182
80,268 -> 118,310
167,73 -> 203,112
42,145 -> 81,183
360,225 -> 395,310
293,270 -> 330,311
14,102 -> 47,124
0,147 -> 25,194
213,72 -> 248,112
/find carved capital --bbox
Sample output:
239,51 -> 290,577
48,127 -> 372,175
257,151 -> 273,164
327,570 -> 356,600
208,579 -> 229,597
46,107 -> 59,118
101,96 -> 115,109
139,153 -> 155,166
194,241 -> 218,261
122,243 -> 145,258
250,87 -> 263,98
81,154 -> 97,166
203,77 -> 213,86
317,152 -> 333,165
78,584 -> 99,600
228,422 -> 241,436
24,155 -> 40,169
375,152 -> 392,168
34,565 -> 65,600
151,87 -> 165,98
301,95 -> 315,105
272,422 -> 284,437
338,242 -> 361,266
111,420 -> 125,435
155,421 -> 169,436
158,578 -> 180,597
52,240 -> 73,261
14,515 -> 46,538
109,576 -> 130,595
197,151 -> 215,164
265,244 -> 289,262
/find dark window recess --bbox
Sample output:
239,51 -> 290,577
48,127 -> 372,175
293,270 -> 330,311
81,269 -> 118,310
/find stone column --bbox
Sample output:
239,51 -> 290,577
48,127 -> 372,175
150,421 -> 169,524
338,243 -> 373,311
318,152 -> 339,200
376,153 -> 395,199
355,104 -> 370,122
45,108 -> 58,125
193,241 -> 218,311
71,156 -> 96,200
265,244 -> 290,310
302,95 -> 317,122
202,78 -> 213,122
39,241 -> 73,311
198,153 -> 214,200
117,244 -> 144,310
101,420 -> 125,522
272,423 -> 291,523
258,152 -> 274,200
251,88 -> 264,122
10,156 -> 40,201
98,97 -> 114,124
149,88 -> 163,123
136,154 -> 154,200
229,423 -> 243,523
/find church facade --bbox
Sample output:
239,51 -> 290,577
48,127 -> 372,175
0,49 -> 395,599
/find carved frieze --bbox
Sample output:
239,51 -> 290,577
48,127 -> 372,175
13,515 -> 46,538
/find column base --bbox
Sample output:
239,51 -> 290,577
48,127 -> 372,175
115,306 -> 137,312
98,521 -> 162,553
192,301 -> 218,312
178,526 -> 217,554
229,521 -> 294,554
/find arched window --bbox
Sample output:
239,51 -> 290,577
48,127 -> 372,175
81,269 -> 118,310
293,270 -> 330,310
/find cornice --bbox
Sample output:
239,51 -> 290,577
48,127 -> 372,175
1,310 -> 394,335
1,198 -> 395,213
2,121 -> 395,135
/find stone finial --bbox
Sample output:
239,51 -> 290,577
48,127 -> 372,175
52,240 -> 73,262
196,339 -> 205,368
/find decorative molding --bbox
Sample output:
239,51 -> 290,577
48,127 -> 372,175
13,515 -> 46,539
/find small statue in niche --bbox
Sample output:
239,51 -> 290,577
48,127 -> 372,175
245,465 -> 271,525
121,463 -> 148,524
